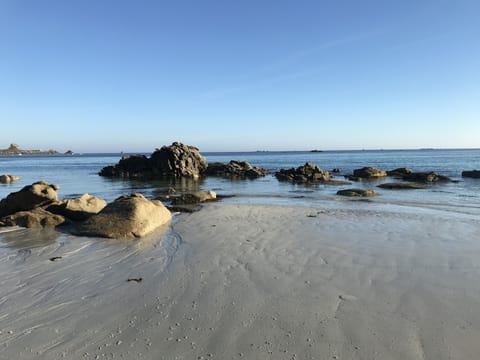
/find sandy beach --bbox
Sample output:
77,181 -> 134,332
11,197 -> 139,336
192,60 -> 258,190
1,203 -> 480,359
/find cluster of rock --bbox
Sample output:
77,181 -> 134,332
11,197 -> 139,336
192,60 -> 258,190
0,143 -> 58,155
99,142 -> 207,179
0,174 -> 20,183
206,160 -> 269,179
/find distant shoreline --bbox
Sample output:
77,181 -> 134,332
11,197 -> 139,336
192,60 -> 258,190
0,144 -> 58,156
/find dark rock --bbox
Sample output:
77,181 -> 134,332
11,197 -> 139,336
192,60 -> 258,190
206,160 -> 269,179
337,189 -> 380,197
99,155 -> 150,178
0,175 -> 20,183
168,204 -> 203,213
402,172 -> 451,183
352,167 -> 387,179
171,191 -> 217,205
387,168 -> 412,177
378,182 -> 427,190
275,162 -> 332,184
462,170 -> 480,179
0,181 -> 59,217
78,193 -> 171,239
331,168 -> 341,173
0,207 -> 65,228
46,193 -> 107,221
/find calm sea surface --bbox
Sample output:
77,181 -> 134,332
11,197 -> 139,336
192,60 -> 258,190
1,149 -> 479,215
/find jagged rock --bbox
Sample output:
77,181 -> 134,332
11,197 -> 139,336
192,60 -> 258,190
378,182 -> 427,190
0,181 -> 59,217
78,193 -> 171,238
206,160 -> 269,179
352,167 -> 387,179
402,172 -> 451,183
275,162 -> 332,184
462,170 -> 480,179
99,142 -> 207,179
46,194 -> 107,221
337,189 -> 380,197
0,175 -> 20,183
171,191 -> 217,205
387,168 -> 412,177
0,207 -> 65,228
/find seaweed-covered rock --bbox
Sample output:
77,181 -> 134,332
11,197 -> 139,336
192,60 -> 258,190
402,172 -> 451,183
206,160 -> 269,179
337,189 -> 380,197
462,170 -> 480,179
0,181 -> 59,217
275,162 -> 331,184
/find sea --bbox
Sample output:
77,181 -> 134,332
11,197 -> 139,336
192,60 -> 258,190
1,149 -> 480,216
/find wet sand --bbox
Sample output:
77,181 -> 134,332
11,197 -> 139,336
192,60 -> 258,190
1,203 -> 480,359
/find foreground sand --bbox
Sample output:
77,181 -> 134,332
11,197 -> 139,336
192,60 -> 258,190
1,203 -> 480,359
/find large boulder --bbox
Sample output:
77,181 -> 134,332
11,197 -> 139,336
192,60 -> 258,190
149,142 -> 207,179
352,167 -> 387,179
0,181 -> 59,217
0,175 -> 20,183
275,162 -> 332,183
0,207 -> 65,228
462,170 -> 480,179
206,160 -> 269,179
337,189 -> 380,197
78,193 -> 171,238
46,193 -> 107,221
402,172 -> 451,183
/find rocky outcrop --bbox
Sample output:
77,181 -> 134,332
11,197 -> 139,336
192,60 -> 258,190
206,160 -> 269,179
78,193 -> 171,238
0,181 -> 59,217
46,194 -> 107,221
275,163 -> 332,184
171,191 -> 217,205
387,168 -> 412,177
0,207 -> 65,228
99,142 -> 208,180
402,172 -> 451,183
0,175 -> 20,183
0,143 -> 58,155
337,189 -> 380,197
351,167 -> 387,179
378,182 -> 427,190
462,170 -> 480,179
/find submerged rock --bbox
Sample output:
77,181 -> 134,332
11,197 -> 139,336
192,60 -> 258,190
206,160 -> 269,179
0,175 -> 20,184
378,182 -> 427,190
275,162 -> 332,184
337,189 -> 380,197
79,193 -> 171,238
462,170 -> 480,179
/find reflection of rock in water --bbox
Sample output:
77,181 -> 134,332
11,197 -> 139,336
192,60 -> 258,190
0,227 -> 60,252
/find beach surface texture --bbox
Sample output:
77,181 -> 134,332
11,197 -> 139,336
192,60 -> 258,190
1,203 -> 480,359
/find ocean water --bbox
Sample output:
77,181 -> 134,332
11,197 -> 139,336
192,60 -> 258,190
1,149 -> 480,215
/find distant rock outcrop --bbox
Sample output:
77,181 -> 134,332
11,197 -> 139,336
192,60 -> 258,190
99,142 -> 208,179
0,175 -> 20,183
206,160 -> 269,179
0,143 -> 58,155
462,170 -> 480,179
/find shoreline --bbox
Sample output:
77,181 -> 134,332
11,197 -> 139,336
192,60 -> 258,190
1,203 -> 480,359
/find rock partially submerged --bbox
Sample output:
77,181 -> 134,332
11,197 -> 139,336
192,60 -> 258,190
378,182 -> 427,190
337,189 -> 380,197
275,162 -> 332,184
402,172 -> 451,183
99,142 -> 208,179
0,181 -> 59,217
79,193 -> 171,239
351,167 -> 387,180
0,175 -> 20,183
206,160 -> 269,179
386,168 -> 412,177
462,170 -> 480,179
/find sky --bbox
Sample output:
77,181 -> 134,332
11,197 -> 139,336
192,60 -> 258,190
1,0 -> 479,152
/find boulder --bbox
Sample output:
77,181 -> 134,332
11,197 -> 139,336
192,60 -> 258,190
386,168 -> 412,177
402,172 -> 451,183
275,162 -> 332,184
79,193 -> 171,238
149,142 -> 207,179
46,193 -> 107,221
99,155 -> 150,178
0,181 -> 59,217
0,175 -> 20,183
337,189 -> 380,197
352,167 -> 387,179
171,190 -> 217,205
0,207 -> 65,228
462,170 -> 480,179
206,160 -> 269,179
377,182 -> 427,190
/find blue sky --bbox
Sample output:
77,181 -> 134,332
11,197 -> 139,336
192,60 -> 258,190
1,0 -> 479,152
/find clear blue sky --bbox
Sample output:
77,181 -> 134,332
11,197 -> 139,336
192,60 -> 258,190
1,0 -> 479,152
